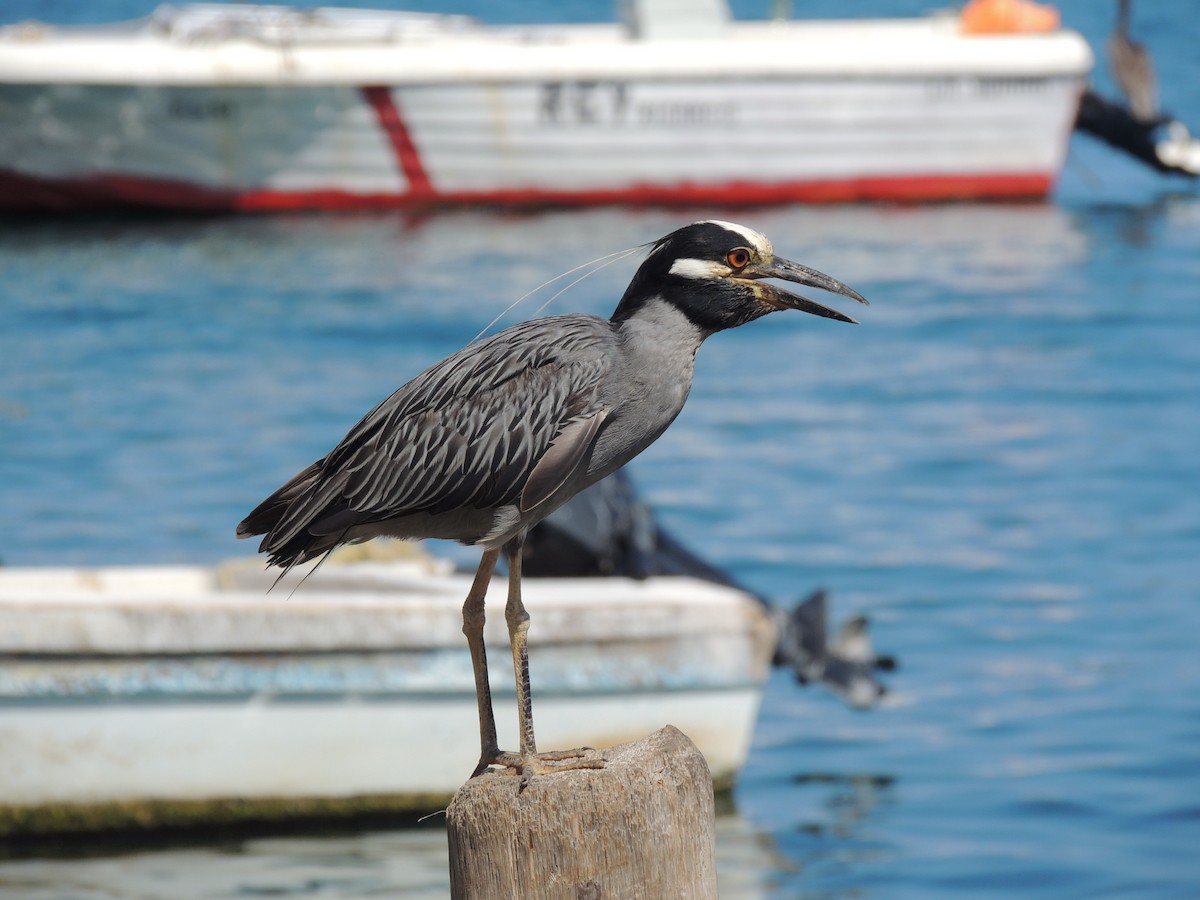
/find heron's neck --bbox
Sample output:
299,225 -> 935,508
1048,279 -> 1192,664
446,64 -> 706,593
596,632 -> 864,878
587,297 -> 702,480
615,296 -> 707,362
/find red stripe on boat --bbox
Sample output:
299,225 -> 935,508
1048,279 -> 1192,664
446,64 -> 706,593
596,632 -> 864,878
0,168 -> 1055,212
360,85 -> 435,201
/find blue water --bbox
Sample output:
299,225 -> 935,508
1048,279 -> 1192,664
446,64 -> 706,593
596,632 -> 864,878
3,1 -> 1200,898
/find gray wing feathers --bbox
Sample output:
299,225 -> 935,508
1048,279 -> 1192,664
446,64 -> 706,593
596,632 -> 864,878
260,316 -> 615,551
520,409 -> 609,513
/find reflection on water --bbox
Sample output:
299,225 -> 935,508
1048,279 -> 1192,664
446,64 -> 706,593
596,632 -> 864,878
2,199 -> 1092,304
0,811 -> 819,900
0,825 -> 452,900
790,772 -> 896,839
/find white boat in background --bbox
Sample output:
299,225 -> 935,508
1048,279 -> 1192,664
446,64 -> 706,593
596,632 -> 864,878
0,1 -> 1092,211
0,551 -> 774,834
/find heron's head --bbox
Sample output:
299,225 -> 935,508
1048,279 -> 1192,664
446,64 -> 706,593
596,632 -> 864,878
611,220 -> 867,334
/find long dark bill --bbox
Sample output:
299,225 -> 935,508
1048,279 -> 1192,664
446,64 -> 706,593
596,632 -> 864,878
747,256 -> 870,324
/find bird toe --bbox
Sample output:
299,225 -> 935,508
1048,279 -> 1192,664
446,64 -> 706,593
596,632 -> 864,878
470,747 -> 605,788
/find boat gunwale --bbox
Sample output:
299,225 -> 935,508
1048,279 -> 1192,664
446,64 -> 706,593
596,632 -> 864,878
0,14 -> 1094,86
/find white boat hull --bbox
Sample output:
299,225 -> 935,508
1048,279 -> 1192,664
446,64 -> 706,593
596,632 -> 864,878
4,691 -> 761,807
0,7 -> 1092,209
0,560 -> 774,829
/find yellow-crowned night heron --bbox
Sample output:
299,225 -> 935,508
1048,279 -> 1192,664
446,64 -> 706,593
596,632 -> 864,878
237,220 -> 867,784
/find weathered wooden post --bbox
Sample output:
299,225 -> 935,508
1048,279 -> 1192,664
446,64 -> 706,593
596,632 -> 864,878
447,726 -> 718,899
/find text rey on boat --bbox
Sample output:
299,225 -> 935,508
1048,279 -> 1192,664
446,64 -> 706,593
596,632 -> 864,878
236,220 -> 868,785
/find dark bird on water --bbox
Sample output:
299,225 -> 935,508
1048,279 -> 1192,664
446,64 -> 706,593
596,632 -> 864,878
237,220 -> 867,784
775,589 -> 897,710
1108,0 -> 1158,124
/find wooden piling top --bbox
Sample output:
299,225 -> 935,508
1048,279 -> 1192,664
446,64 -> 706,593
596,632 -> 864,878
447,726 -> 718,899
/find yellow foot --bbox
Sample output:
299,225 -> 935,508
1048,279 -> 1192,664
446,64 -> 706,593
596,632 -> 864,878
471,747 -> 604,789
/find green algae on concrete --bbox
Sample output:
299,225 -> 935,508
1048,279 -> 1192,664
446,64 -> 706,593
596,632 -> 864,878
0,791 -> 456,837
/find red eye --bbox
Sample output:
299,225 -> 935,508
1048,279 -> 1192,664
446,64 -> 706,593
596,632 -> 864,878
727,248 -> 751,269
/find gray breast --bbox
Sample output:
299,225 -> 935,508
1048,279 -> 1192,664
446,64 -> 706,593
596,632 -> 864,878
586,297 -> 704,481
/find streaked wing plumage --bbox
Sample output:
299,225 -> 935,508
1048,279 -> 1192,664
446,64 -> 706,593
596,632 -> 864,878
244,315 -> 616,563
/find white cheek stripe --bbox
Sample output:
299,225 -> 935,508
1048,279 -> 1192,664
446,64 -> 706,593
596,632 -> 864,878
698,220 -> 773,256
669,257 -> 730,279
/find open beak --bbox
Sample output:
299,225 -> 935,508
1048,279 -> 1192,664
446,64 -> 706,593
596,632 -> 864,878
743,256 -> 869,324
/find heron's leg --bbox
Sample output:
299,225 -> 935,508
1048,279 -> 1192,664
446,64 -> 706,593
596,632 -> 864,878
503,537 -> 538,759
498,537 -> 604,787
463,547 -> 501,778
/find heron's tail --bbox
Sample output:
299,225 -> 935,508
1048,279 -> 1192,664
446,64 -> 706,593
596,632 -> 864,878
236,460 -> 330,570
